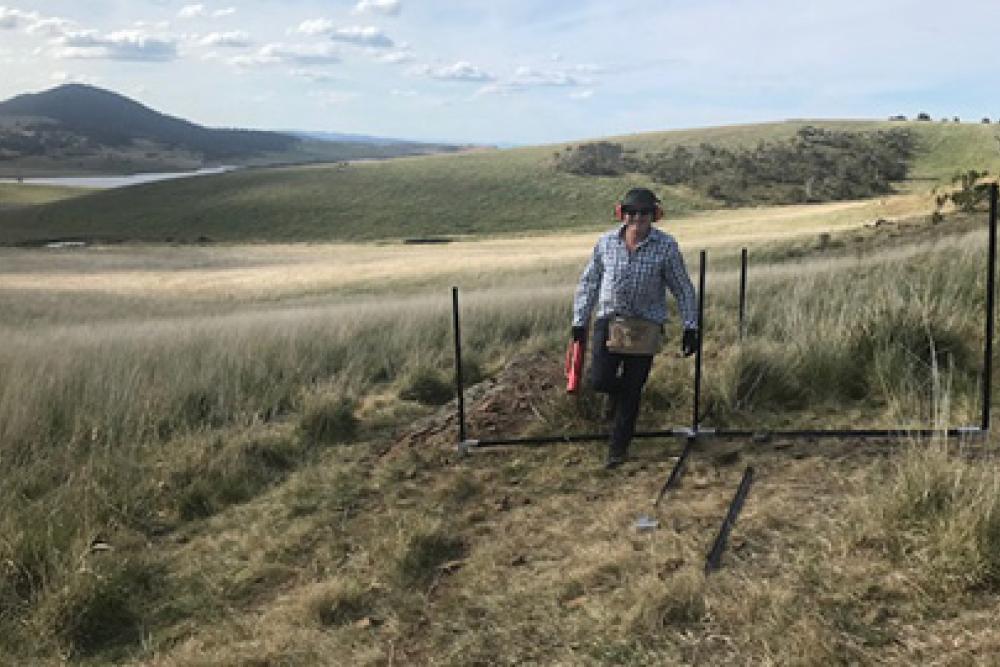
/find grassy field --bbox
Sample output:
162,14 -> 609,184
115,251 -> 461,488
1,119 -> 997,245
0,182 -> 91,210
1,189 -> 998,664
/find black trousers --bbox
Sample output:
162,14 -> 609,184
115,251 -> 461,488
589,317 -> 654,457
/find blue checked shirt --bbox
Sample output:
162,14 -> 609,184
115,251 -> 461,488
573,225 -> 698,329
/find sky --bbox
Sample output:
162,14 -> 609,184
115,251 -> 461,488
2,0 -> 1000,145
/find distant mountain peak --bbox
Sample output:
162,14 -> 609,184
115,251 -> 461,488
0,83 -> 298,159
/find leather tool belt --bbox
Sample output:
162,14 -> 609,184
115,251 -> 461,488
606,316 -> 663,355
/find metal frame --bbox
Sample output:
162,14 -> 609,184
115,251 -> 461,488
453,184 -> 998,453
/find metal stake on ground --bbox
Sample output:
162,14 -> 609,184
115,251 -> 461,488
705,466 -> 755,573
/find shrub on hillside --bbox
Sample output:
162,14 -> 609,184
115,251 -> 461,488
553,141 -> 630,176
947,169 -> 992,212
635,126 -> 916,205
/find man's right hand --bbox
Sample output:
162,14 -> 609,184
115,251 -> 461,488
571,326 -> 587,342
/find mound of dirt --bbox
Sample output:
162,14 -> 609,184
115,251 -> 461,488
389,352 -> 563,458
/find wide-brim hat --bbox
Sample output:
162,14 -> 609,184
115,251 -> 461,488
621,188 -> 660,209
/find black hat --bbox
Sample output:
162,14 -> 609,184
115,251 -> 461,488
621,188 -> 660,209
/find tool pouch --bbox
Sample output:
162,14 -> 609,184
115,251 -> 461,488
606,316 -> 663,355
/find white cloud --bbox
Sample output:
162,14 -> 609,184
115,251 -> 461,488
290,68 -> 337,83
229,42 -> 340,67
25,16 -> 73,36
178,4 -> 234,19
510,65 -> 580,87
178,4 -> 206,19
569,89 -> 594,100
329,26 -> 393,48
200,30 -> 251,47
353,0 -> 401,16
374,49 -> 413,64
295,18 -> 334,35
53,29 -> 178,62
0,7 -> 36,29
133,20 -> 171,30
412,60 -> 494,82
474,82 -> 514,97
475,65 -> 584,96
390,88 -> 417,97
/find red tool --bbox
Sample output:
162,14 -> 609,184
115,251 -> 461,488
565,339 -> 585,393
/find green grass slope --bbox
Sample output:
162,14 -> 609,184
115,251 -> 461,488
0,183 -> 90,210
1,120 -> 997,244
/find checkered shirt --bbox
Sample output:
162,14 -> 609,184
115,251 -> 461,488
572,225 -> 698,329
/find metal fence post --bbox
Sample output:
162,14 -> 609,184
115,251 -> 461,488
984,184 -> 997,431
739,247 -> 747,340
452,287 -> 466,444
693,250 -> 706,433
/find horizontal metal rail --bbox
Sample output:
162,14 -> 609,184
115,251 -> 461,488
458,425 -> 983,452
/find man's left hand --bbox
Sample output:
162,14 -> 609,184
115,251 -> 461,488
682,329 -> 699,357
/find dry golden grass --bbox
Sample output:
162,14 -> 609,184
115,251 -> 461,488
0,193 -> 931,301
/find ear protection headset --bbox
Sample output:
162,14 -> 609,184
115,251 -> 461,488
614,192 -> 663,222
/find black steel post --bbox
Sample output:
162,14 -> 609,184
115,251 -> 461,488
705,466 -> 754,574
984,184 -> 997,432
654,438 -> 693,507
739,247 -> 748,340
452,286 -> 466,444
692,250 -> 706,433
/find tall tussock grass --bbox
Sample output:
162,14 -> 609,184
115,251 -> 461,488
706,232 -> 984,426
864,439 -> 1000,594
0,290 -> 568,656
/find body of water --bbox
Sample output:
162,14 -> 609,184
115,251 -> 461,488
0,166 -> 236,189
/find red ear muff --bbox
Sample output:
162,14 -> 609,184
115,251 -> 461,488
614,202 -> 624,221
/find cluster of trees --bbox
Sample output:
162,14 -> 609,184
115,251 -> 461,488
554,126 -> 917,205
552,141 -> 633,176
897,113 -> 995,123
936,169 -> 994,214
0,124 -> 95,158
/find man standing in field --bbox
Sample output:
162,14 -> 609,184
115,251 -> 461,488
572,187 -> 699,469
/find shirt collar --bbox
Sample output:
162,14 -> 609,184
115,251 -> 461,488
616,224 -> 663,248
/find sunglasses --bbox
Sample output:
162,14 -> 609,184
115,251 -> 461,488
623,207 -> 654,216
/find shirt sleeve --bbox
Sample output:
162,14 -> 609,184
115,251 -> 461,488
572,241 -> 603,327
663,240 -> 698,329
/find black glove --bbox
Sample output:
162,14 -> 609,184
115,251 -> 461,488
682,328 -> 699,357
571,326 -> 587,343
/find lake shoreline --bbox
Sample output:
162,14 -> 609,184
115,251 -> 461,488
0,166 -> 238,189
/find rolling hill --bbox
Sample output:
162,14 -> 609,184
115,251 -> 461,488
1,119 -> 998,245
0,84 -> 461,177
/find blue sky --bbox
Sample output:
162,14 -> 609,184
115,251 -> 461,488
2,0 -> 999,145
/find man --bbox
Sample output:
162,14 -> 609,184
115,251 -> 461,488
572,187 -> 699,469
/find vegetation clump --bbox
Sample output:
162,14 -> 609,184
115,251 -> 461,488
556,127 -> 916,206
41,558 -> 164,659
552,141 -> 634,176
298,394 -> 359,446
400,366 -> 454,406
396,530 -> 466,588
